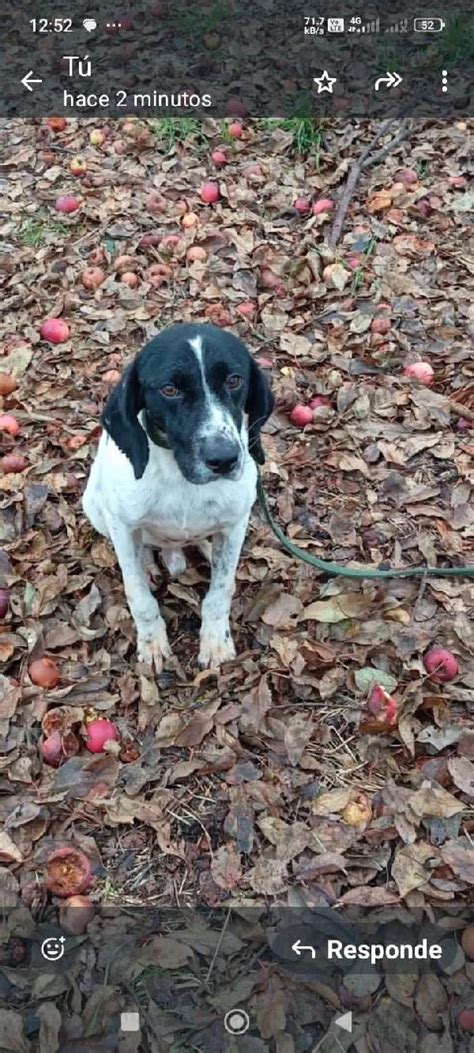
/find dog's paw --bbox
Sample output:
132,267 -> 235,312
161,547 -> 187,578
198,624 -> 236,669
137,619 -> 172,673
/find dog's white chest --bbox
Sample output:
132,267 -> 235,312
84,433 -> 258,546
141,460 -> 257,543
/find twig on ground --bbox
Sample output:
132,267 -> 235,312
205,907 -> 231,984
329,119 -> 411,247
411,569 -> 429,624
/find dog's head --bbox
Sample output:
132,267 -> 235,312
101,323 -> 274,483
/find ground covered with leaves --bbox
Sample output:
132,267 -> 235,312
0,116 -> 473,1051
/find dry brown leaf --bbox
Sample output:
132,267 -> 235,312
210,842 -> 242,890
261,592 -> 303,627
447,756 -> 474,796
284,714 -> 313,765
391,842 -> 435,898
439,839 -> 474,884
408,785 -> 464,821
311,787 -> 352,816
247,857 -> 288,895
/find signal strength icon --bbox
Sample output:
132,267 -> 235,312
385,18 -> 408,33
352,17 -> 380,33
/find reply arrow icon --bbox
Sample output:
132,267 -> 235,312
292,939 -> 316,958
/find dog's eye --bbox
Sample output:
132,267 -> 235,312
160,385 -> 181,398
226,374 -> 243,391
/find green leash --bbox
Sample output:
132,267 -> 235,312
145,416 -> 474,581
256,473 -> 474,580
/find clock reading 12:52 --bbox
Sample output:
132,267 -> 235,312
29,18 -> 73,32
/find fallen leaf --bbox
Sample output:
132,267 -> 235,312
137,936 -> 193,970
447,757 -> 474,796
440,839 -> 474,884
392,842 -> 435,898
261,592 -> 303,627
0,1010 -> 31,1053
354,667 -> 398,694
0,832 -> 23,863
210,842 -> 242,890
284,715 -> 313,765
311,787 -> 352,816
301,592 -> 371,623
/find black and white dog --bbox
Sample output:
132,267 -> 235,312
82,323 -> 273,670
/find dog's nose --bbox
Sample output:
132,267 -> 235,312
203,436 -> 240,475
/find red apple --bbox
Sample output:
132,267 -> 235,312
368,685 -> 398,725
396,168 -> 418,185
371,317 -> 391,335
84,717 -> 119,753
90,130 -> 105,146
40,318 -> 70,343
423,647 -> 458,683
181,211 -> 199,229
70,155 -> 87,177
81,267 -> 105,290
120,271 -> 138,288
212,149 -> 227,167
0,414 -> 20,436
228,122 -> 243,139
160,235 -> 184,254
41,730 -> 80,767
236,301 -> 256,318
200,182 -> 219,204
55,195 -> 80,214
29,657 -> 61,688
145,191 -> 167,213
294,197 -> 311,215
312,198 -> 334,215
1,453 -> 27,473
404,362 -> 434,386
45,848 -> 93,897
47,117 -> 67,132
309,396 -> 332,411
0,373 -> 17,396
186,246 -> 207,263
290,405 -> 313,427
147,263 -> 173,285
59,895 -> 95,935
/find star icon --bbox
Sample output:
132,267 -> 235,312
313,70 -> 337,94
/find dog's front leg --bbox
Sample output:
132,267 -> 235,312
198,518 -> 248,669
106,517 -> 172,673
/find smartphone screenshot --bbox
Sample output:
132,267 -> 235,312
0,1 -> 473,1051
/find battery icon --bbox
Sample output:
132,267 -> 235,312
413,17 -> 446,31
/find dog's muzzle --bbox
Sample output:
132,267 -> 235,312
201,435 -> 241,477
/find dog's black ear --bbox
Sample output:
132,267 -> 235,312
245,359 -> 274,465
101,360 -> 148,480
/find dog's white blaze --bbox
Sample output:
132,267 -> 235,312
189,336 -> 240,444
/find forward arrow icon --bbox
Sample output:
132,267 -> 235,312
374,71 -> 403,90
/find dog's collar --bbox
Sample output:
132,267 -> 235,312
145,412 -> 171,450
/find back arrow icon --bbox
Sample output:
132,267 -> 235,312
374,71 -> 403,90
292,940 -> 316,958
22,71 -> 43,92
